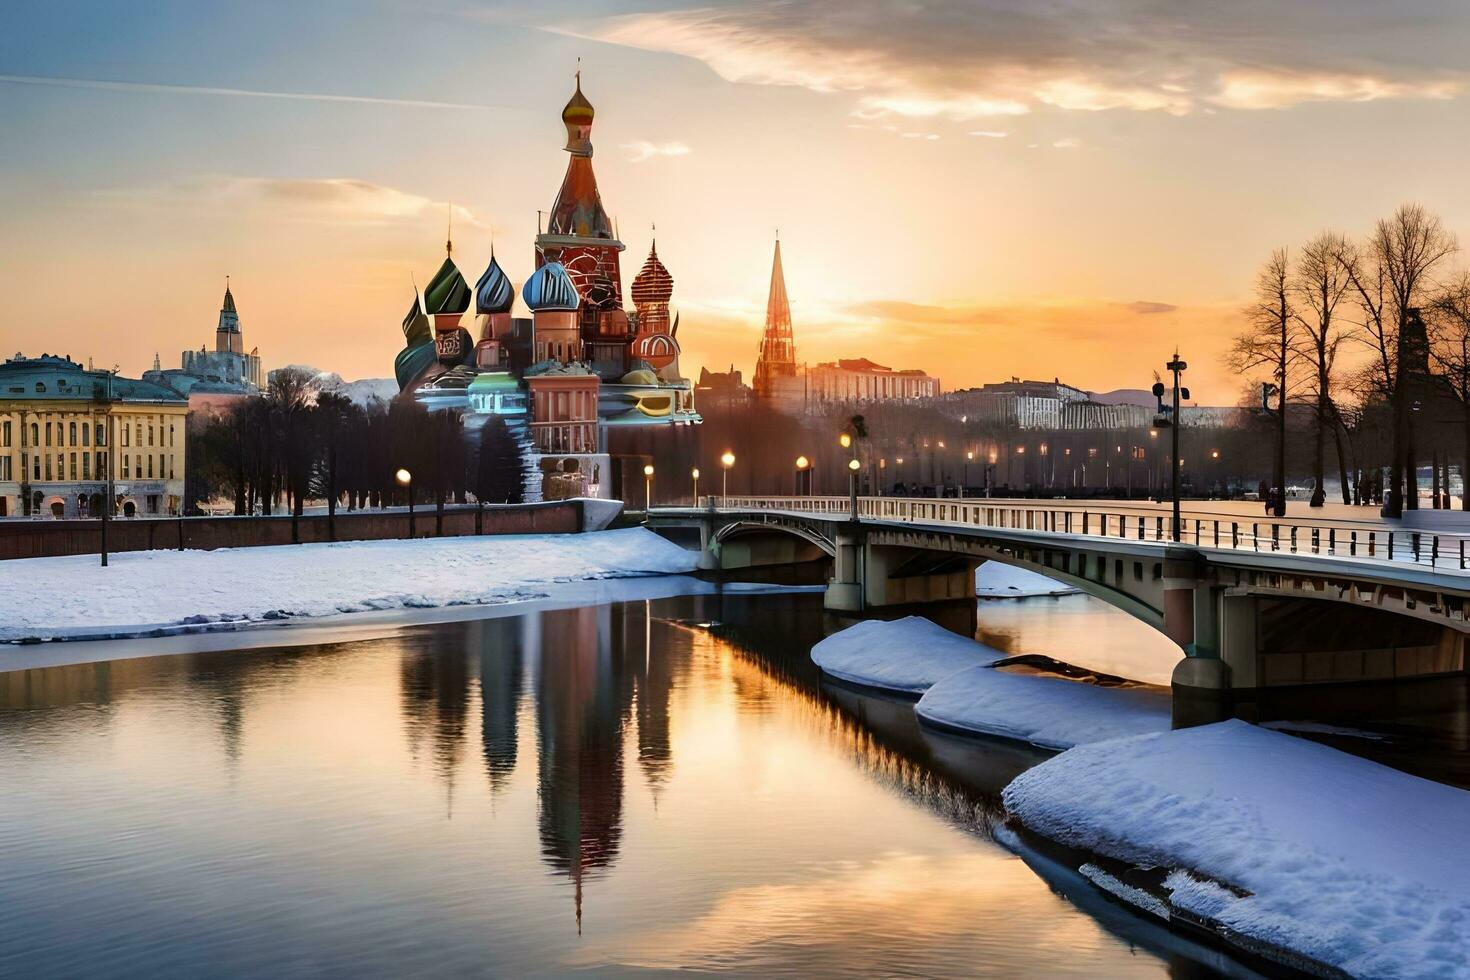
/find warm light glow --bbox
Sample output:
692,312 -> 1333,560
692,467 -> 701,478
394,468 -> 411,485
720,451 -> 736,468
937,440 -> 946,449
896,457 -> 904,465
644,464 -> 655,477
1016,446 -> 1025,455
1211,449 -> 1220,459
966,450 -> 974,460
838,433 -> 852,449
795,455 -> 810,470
1150,430 -> 1158,439
847,458 -> 860,472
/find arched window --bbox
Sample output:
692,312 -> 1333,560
30,422 -> 38,446
69,421 -> 76,445
82,424 -> 89,447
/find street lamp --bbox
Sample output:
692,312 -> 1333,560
396,467 -> 414,537
691,467 -> 700,504
795,455 -> 810,495
839,432 -> 852,450
643,463 -> 655,512
847,456 -> 860,520
720,451 -> 735,499
964,450 -> 973,499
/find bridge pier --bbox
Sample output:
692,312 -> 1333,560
824,527 -> 978,614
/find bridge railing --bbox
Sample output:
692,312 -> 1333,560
691,495 -> 1470,572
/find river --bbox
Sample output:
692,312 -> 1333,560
0,584 -> 1400,977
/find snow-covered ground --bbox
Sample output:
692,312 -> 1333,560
810,616 -> 1005,694
916,667 -> 1170,750
0,528 -> 698,644
975,561 -> 1079,598
1003,720 -> 1470,978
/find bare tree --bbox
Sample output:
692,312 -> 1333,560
1430,273 -> 1470,510
1231,248 -> 1295,516
1343,205 -> 1458,515
1292,232 -> 1352,505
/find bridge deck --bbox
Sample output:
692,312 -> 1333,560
652,495 -> 1470,585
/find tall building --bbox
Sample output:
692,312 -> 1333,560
0,354 -> 188,518
752,237 -> 804,410
147,282 -> 264,395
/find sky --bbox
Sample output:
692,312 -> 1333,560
3,0 -> 1470,402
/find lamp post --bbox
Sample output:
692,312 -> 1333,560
720,451 -> 735,500
98,370 -> 115,567
795,455 -> 809,495
691,467 -> 700,505
847,456 -> 860,520
1154,353 -> 1189,541
643,463 -> 655,512
396,467 -> 414,537
964,450 -> 973,499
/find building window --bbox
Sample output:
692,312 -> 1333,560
0,420 -> 8,447
44,422 -> 51,447
96,423 -> 105,447
44,455 -> 52,481
148,424 -> 154,447
34,382 -> 44,393
69,421 -> 76,445
69,453 -> 77,480
0,457 -> 9,481
29,422 -> 37,447
147,455 -> 153,478
122,425 -> 130,447
122,455 -> 130,478
31,454 -> 39,481
82,454 -> 90,480
82,424 -> 89,447
169,456 -> 175,480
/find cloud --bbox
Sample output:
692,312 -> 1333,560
560,1 -> 1465,121
0,73 -> 502,111
1051,137 -> 1082,149
968,131 -> 1010,138
1128,300 -> 1178,314
100,176 -> 481,228
620,140 -> 693,162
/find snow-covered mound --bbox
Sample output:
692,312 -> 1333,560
0,528 -> 698,643
916,667 -> 1169,750
810,616 -> 1004,694
975,561 -> 1079,598
1003,720 -> 1470,977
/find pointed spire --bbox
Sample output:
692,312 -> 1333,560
765,236 -> 791,334
446,205 -> 454,256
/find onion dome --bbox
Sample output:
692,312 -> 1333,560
583,273 -> 617,311
562,74 -> 595,155
402,289 -> 432,346
424,256 -> 471,315
521,261 -> 581,312
630,242 -> 673,306
475,254 -> 514,314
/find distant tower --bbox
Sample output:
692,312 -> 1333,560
753,237 -> 799,400
216,280 -> 243,355
630,238 -> 673,337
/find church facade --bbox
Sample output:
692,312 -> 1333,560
392,75 -> 700,502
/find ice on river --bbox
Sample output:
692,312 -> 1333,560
916,667 -> 1170,750
1003,719 -> 1470,978
975,561 -> 1079,598
810,616 -> 1005,694
0,528 -> 699,643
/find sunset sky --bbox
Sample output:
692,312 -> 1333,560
4,0 -> 1470,402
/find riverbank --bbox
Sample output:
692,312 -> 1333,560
0,528 -> 698,644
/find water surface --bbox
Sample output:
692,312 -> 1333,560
0,590 -> 1246,978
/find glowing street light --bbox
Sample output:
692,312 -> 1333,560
838,432 -> 852,449
396,467 -> 415,537
847,457 -> 860,519
720,451 -> 735,498
691,466 -> 700,502
643,463 -> 655,513
795,454 -> 810,495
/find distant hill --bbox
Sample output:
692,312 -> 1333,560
270,364 -> 397,407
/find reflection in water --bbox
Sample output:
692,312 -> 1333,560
0,591 -> 1243,977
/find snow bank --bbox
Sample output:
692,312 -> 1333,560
0,528 -> 698,643
1003,720 -> 1470,977
916,667 -> 1170,750
975,561 -> 1079,598
810,616 -> 1004,694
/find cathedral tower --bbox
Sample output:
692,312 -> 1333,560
753,237 -> 800,404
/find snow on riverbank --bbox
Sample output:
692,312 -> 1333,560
975,561 -> 1079,598
0,528 -> 699,643
810,616 -> 1005,694
916,668 -> 1170,750
1003,720 -> 1470,978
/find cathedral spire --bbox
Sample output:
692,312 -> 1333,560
754,236 -> 798,399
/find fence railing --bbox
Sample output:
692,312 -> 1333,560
676,495 -> 1470,573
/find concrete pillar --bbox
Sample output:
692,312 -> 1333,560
825,528 -> 864,612
1161,556 -> 1200,650
1217,593 -> 1258,690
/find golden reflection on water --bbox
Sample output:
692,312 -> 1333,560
0,595 -> 1190,977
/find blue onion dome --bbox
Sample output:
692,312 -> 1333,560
475,254 -> 515,314
424,256 -> 471,315
521,261 -> 581,312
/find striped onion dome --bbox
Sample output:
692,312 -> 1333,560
521,261 -> 581,312
630,242 -> 673,305
475,254 -> 514,314
424,256 -> 471,315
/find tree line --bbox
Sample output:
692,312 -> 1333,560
1232,203 -> 1470,515
188,368 -> 527,535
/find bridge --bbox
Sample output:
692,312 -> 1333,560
648,495 -> 1470,698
